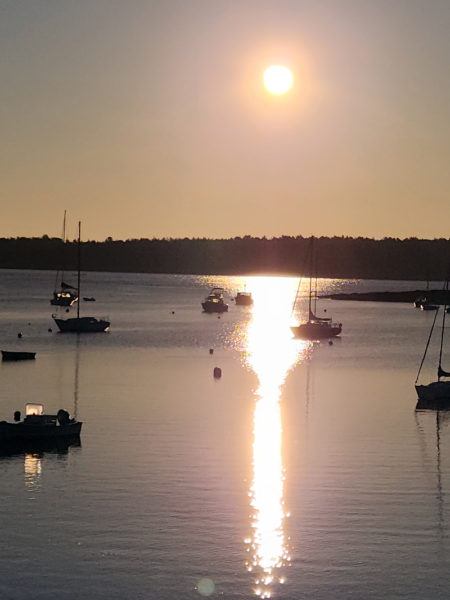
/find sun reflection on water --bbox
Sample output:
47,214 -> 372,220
235,276 -> 311,597
24,453 -> 42,492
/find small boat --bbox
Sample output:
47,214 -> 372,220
53,222 -> 110,333
0,403 -> 82,443
202,287 -> 229,313
415,280 -> 450,410
420,303 -> 439,311
1,351 -> 36,361
291,237 -> 342,340
50,211 -> 79,307
235,292 -> 253,306
291,315 -> 343,340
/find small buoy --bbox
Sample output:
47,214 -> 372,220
213,367 -> 222,378
28,322 -> 31,326
65,308 -> 70,313
209,348 -> 214,355
218,316 -> 221,319
172,311 -> 175,315
17,332 -> 22,338
48,328 -> 52,333
328,340 -> 333,346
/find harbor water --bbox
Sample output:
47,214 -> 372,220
0,270 -> 449,599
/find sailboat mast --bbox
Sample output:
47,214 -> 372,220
308,237 -> 314,315
438,280 -> 449,380
77,222 -> 81,320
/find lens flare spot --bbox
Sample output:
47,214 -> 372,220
197,578 -> 215,597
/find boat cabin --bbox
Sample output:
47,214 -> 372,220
22,404 -> 58,425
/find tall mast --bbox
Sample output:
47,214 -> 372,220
308,236 -> 314,316
77,221 -> 81,320
438,279 -> 449,380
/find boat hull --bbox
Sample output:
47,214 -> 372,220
1,351 -> 36,361
0,421 -> 82,443
202,301 -> 228,313
291,322 -> 342,340
53,317 -> 110,333
415,382 -> 450,410
235,294 -> 253,306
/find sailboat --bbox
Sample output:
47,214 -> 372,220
50,211 -> 79,307
415,280 -> 450,410
52,222 -> 110,333
291,237 -> 342,340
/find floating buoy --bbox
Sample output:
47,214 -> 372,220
28,322 -> 31,326
209,348 -> 214,355
172,311 -> 175,315
328,340 -> 333,346
217,316 -> 221,319
65,308 -> 70,313
48,328 -> 52,333
17,332 -> 22,339
213,367 -> 222,378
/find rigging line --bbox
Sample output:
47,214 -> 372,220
290,276 -> 303,317
290,238 -> 312,318
416,307 -> 440,384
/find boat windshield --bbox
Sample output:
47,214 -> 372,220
25,403 -> 44,416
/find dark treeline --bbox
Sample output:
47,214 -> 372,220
0,235 -> 449,280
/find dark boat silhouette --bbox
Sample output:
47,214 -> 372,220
202,287 -> 228,313
53,222 -> 110,333
291,237 -> 342,340
50,211 -> 79,307
0,403 -> 82,443
416,279 -> 450,409
235,292 -> 253,306
1,351 -> 36,361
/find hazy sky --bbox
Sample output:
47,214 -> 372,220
1,0 -> 450,240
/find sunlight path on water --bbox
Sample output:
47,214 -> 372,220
236,276 -> 311,598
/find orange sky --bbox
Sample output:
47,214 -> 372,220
1,0 -> 450,240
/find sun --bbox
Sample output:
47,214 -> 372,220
263,65 -> 293,95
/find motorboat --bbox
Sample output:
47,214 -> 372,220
0,403 -> 82,443
1,351 -> 36,361
202,287 -> 228,313
235,292 -> 253,306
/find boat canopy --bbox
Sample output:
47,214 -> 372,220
25,403 -> 44,416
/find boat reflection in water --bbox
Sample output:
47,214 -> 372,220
237,276 -> 311,598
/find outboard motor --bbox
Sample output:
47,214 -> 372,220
14,411 -> 21,422
57,409 -> 70,425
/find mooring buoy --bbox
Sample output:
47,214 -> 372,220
213,367 -> 222,378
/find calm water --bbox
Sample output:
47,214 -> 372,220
0,270 -> 449,599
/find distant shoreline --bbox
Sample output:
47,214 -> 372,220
0,236 -> 449,281
322,290 -> 450,303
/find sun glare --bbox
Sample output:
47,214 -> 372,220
263,65 -> 293,95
